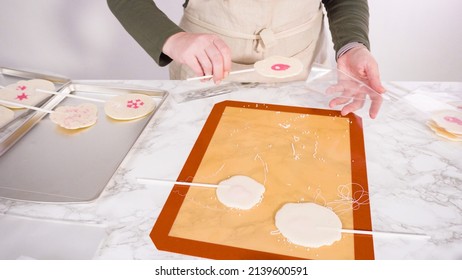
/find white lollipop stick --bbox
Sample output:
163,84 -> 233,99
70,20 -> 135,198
0,85 -> 104,103
186,68 -> 255,81
35,88 -> 105,103
137,177 -> 226,189
320,227 -> 430,240
0,99 -> 98,130
0,99 -> 53,114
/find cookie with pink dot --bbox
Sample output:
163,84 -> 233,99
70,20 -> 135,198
50,103 -> 98,130
254,56 -> 304,79
427,110 -> 462,141
104,93 -> 156,120
0,79 -> 55,109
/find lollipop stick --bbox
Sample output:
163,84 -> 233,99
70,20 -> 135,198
0,99 -> 53,114
36,89 -> 105,103
0,85 -> 104,103
186,68 -> 255,81
137,177 -> 224,188
319,227 -> 430,239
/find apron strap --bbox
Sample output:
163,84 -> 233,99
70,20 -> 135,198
183,9 -> 323,50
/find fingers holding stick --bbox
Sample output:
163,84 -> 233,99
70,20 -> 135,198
163,32 -> 232,84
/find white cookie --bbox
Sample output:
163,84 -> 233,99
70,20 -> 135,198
216,175 -> 265,210
431,110 -> 462,135
275,202 -> 342,248
50,103 -> 98,130
0,79 -> 55,109
427,120 -> 462,142
254,56 -> 304,78
104,94 -> 156,120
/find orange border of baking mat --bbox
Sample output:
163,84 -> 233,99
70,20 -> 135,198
151,101 -> 374,259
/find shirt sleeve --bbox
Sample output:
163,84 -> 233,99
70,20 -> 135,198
321,0 -> 370,56
107,0 -> 184,66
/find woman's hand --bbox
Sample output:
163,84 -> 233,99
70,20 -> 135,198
162,32 -> 232,84
330,45 -> 386,119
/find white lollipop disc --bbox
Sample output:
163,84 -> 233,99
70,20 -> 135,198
275,202 -> 342,248
427,120 -> 462,141
216,175 -> 265,210
50,103 -> 98,130
0,79 -> 54,109
254,56 -> 304,79
431,110 -> 462,134
104,94 -> 155,120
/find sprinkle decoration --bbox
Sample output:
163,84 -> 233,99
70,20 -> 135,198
15,93 -> 29,101
126,99 -> 144,109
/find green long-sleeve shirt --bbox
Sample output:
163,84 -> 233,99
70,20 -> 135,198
107,0 -> 370,66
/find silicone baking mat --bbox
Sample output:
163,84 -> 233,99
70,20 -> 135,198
151,101 -> 373,259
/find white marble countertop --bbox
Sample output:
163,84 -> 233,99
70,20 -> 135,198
0,79 -> 461,260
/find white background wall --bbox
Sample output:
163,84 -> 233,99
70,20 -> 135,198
0,0 -> 461,81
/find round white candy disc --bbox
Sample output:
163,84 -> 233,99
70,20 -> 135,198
275,202 -> 342,248
427,120 -> 462,141
50,103 -> 98,130
431,110 -> 462,135
0,79 -> 55,109
104,94 -> 155,120
254,56 -> 304,79
0,106 -> 15,128
216,175 -> 265,210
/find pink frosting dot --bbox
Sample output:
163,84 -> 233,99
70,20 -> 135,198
444,116 -> 462,126
271,64 -> 290,71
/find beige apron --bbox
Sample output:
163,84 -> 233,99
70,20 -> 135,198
170,0 -> 326,82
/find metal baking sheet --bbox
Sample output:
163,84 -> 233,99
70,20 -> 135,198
0,82 -> 168,203
0,67 -> 70,150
